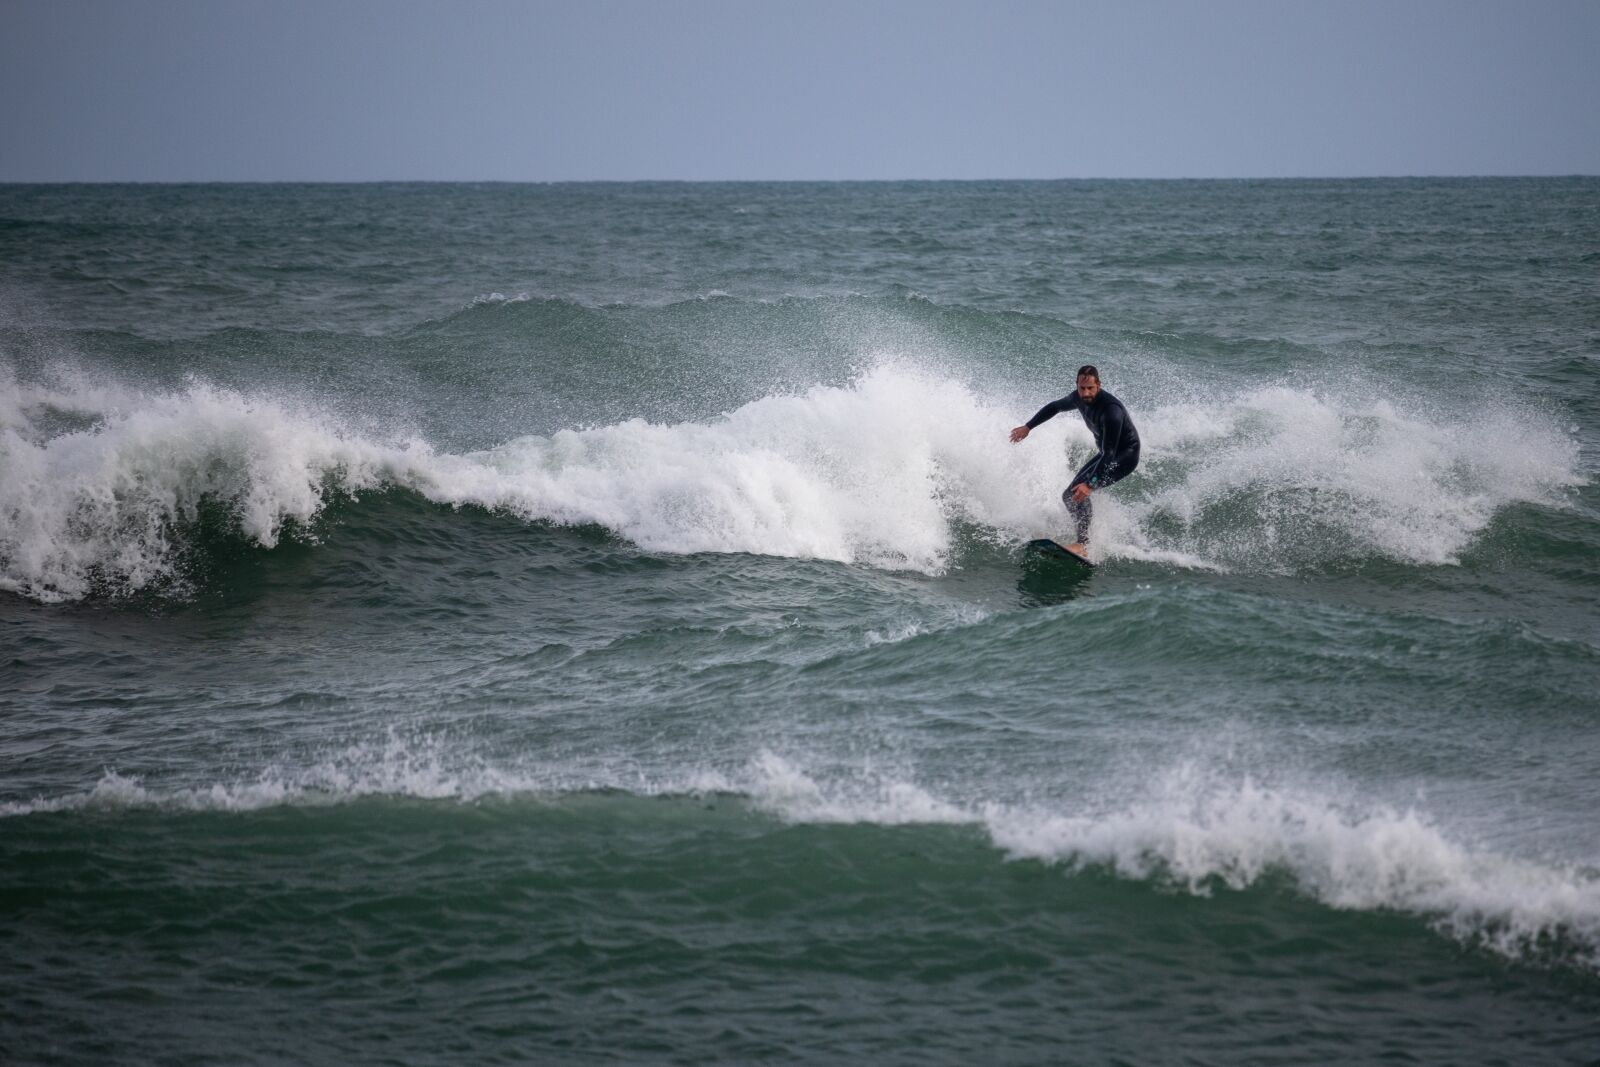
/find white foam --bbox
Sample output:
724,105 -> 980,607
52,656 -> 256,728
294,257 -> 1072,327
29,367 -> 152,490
0,364 -> 1581,600
742,751 -> 974,826
460,363 -> 1060,570
0,734 -> 527,816
743,754 -> 1600,965
1100,542 -> 1226,572
862,620 -> 930,646
981,772 -> 1600,962
1113,386 -> 1581,568
13,748 -> 1596,966
467,291 -> 531,306
0,364 -> 1056,598
0,371 -> 450,600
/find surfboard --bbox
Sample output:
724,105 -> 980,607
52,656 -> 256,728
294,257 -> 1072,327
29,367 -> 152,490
1025,538 -> 1096,569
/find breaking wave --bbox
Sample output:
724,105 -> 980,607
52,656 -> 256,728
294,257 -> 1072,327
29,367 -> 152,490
7,748 -> 1598,971
0,362 -> 1579,601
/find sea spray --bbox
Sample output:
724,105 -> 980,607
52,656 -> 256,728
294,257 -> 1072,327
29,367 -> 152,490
1,364 -> 1579,601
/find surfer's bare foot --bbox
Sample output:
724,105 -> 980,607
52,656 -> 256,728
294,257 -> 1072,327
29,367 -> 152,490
1066,543 -> 1089,560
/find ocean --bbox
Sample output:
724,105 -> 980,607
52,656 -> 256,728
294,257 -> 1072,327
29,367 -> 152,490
2,179 -> 1597,1064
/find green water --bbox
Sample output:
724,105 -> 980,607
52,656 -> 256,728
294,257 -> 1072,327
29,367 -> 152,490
2,180 -> 1598,1064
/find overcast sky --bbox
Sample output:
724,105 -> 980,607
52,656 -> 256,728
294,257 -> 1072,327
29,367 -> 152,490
3,0 -> 1596,181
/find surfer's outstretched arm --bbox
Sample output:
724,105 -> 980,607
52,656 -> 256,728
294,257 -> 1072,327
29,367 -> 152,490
1027,394 -> 1078,429
1009,394 -> 1078,442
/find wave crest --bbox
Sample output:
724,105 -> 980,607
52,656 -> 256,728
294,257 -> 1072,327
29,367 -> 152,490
0,370 -> 444,600
9,750 -> 1599,970
0,364 -> 1580,601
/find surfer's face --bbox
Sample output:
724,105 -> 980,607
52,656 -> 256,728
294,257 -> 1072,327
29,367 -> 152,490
1076,376 -> 1100,402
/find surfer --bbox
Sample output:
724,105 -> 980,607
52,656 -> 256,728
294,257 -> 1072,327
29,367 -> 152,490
1008,365 -> 1140,560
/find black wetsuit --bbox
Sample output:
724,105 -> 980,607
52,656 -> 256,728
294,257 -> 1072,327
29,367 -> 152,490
1025,388 -> 1141,544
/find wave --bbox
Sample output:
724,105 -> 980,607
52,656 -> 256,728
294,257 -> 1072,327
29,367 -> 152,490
1124,385 -> 1583,569
420,288 -> 1060,351
0,361 -> 1581,601
742,754 -> 1600,967
7,748 -> 1598,970
976,767 -> 1600,967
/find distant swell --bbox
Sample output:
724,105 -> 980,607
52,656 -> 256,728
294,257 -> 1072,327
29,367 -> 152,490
0,362 -> 1581,601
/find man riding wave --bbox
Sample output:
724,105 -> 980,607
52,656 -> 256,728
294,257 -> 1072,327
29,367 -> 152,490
1009,364 -> 1140,561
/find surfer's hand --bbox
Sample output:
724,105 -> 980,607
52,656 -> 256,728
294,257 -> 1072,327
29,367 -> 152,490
1009,425 -> 1029,443
1071,482 -> 1092,503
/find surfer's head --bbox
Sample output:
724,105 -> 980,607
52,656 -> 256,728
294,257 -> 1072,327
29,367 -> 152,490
1076,365 -> 1100,402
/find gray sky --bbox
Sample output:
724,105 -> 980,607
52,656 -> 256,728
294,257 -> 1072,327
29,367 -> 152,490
3,0 -> 1596,181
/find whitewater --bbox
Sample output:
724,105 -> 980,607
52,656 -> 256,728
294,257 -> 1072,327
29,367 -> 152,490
1,361 -> 1576,600
4,179 -> 1598,1066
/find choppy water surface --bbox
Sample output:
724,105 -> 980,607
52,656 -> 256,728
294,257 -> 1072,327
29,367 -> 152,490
3,180 -> 1598,1064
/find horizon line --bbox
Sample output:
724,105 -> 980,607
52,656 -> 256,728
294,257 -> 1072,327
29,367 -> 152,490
2,173 -> 1596,186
